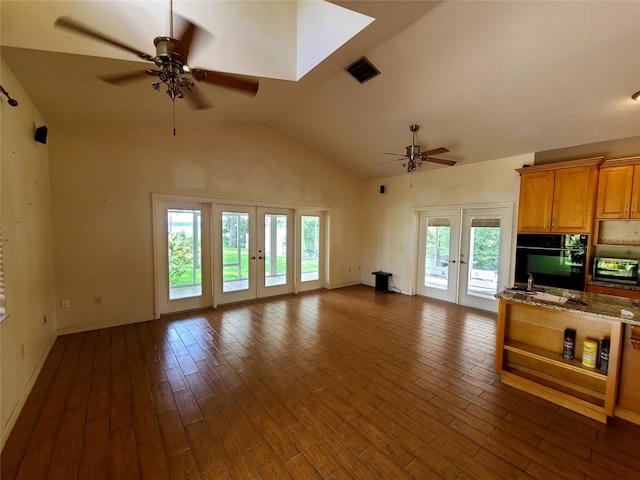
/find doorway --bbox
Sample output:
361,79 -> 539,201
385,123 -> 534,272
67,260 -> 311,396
214,205 -> 293,304
154,199 -> 212,315
297,211 -> 327,292
417,206 -> 512,312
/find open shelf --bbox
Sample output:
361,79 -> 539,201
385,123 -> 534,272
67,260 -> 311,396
504,340 -> 607,380
496,299 -> 623,423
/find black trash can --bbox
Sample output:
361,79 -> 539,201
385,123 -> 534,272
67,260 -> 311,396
372,271 -> 392,292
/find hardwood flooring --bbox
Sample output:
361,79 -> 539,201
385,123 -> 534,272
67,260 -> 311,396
2,285 -> 640,479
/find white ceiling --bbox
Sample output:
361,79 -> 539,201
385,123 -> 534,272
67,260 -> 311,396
2,0 -> 640,180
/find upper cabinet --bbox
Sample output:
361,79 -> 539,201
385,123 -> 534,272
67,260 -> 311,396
516,157 -> 603,233
596,157 -> 640,219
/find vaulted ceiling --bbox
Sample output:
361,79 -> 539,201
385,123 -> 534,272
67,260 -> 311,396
2,0 -> 640,179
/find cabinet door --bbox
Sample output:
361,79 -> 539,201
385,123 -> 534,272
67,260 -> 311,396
517,170 -> 554,232
596,165 -> 633,219
630,165 -> 640,219
551,165 -> 599,233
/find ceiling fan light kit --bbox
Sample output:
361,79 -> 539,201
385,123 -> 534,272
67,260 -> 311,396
632,91 -> 640,101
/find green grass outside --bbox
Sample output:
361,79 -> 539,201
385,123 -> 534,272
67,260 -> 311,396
171,247 -> 319,286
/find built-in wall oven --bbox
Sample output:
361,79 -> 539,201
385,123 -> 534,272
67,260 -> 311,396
515,234 -> 588,290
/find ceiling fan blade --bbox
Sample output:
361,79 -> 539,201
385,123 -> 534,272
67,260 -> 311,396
174,15 -> 207,59
424,157 -> 457,166
55,17 -> 154,62
185,87 -> 213,110
420,147 -> 449,157
97,70 -> 154,85
191,69 -> 259,95
373,158 -> 406,166
382,152 -> 407,156
174,20 -> 197,60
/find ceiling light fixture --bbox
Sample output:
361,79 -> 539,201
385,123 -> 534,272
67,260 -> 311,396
632,91 -> 640,101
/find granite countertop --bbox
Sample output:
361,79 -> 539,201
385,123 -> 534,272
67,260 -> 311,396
496,286 -> 640,327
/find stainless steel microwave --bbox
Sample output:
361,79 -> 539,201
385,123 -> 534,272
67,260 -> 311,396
592,257 -> 639,285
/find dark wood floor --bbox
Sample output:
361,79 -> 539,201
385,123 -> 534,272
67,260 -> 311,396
2,285 -> 640,479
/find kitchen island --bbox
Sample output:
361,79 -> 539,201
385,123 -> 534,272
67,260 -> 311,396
495,287 -> 640,423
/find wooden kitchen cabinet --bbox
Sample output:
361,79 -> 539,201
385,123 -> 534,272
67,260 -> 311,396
617,324 -> 640,425
516,170 -> 554,232
596,157 -> 640,219
516,157 -> 603,233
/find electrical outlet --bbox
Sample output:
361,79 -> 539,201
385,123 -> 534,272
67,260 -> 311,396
61,299 -> 69,308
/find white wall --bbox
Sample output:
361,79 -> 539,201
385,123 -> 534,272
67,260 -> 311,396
0,59 -> 58,448
359,153 -> 533,292
48,123 -> 363,333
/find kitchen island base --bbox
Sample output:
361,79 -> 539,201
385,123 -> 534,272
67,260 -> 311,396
496,298 -> 623,423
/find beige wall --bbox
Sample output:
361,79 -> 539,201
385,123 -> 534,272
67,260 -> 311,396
0,59 -> 58,447
48,123 -> 363,333
359,153 -> 534,292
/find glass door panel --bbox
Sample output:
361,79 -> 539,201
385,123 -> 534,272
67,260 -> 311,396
464,217 -> 500,299
168,209 -> 202,299
264,213 -> 287,287
257,207 -> 292,298
424,217 -> 452,290
298,211 -> 325,292
301,215 -> 320,283
216,206 -> 256,304
221,211 -> 250,293
459,207 -> 512,312
417,210 -> 460,303
155,199 -> 211,316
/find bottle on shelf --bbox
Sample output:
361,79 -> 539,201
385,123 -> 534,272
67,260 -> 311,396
582,338 -> 598,368
563,328 -> 576,360
600,338 -> 610,374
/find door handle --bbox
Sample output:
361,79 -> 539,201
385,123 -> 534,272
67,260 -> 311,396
251,256 -> 256,260
258,256 -> 264,260
460,260 -> 467,264
449,260 -> 456,263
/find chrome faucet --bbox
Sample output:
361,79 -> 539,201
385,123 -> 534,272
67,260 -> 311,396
527,273 -> 534,291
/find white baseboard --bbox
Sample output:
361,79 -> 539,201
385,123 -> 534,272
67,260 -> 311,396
56,315 -> 155,336
327,281 -> 361,289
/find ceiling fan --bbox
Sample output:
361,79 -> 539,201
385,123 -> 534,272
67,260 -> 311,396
54,3 -> 259,111
375,124 -> 456,173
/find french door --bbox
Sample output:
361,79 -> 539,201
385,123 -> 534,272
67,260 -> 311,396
155,199 -> 212,315
417,206 -> 512,312
417,210 -> 461,303
297,211 -> 326,292
214,205 -> 293,304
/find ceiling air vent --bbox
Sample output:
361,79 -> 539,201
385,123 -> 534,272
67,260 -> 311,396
345,56 -> 380,84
